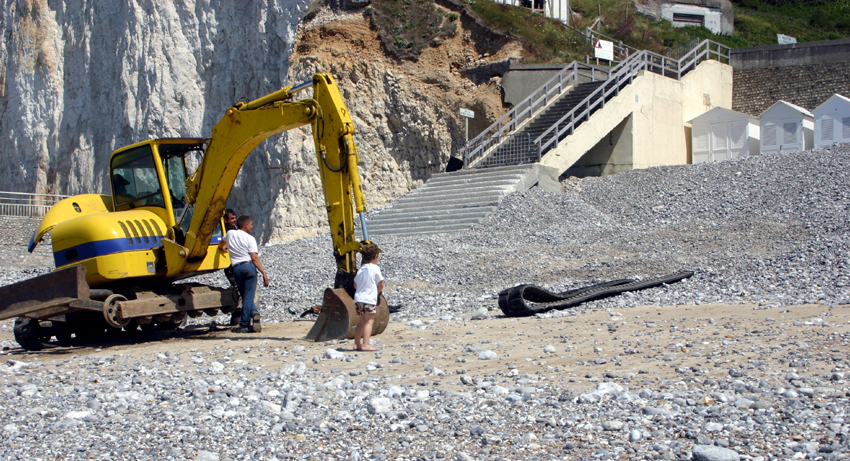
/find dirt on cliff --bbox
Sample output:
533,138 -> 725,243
294,4 -> 522,142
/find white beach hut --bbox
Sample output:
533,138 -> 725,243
814,94 -> 850,148
759,100 -> 813,154
689,107 -> 760,164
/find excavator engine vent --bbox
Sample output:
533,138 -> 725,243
118,219 -> 163,246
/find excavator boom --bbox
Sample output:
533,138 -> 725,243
170,74 -> 368,279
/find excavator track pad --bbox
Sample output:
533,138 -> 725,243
305,288 -> 389,342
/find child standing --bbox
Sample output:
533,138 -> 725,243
353,243 -> 384,352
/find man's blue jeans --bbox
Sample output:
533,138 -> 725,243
233,263 -> 258,327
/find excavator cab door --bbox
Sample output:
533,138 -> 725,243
155,142 -> 225,245
159,147 -> 193,244
109,140 -> 224,246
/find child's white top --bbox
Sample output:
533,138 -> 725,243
354,263 -> 384,305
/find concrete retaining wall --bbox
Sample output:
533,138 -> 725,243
730,40 -> 850,116
730,39 -> 850,70
730,39 -> 850,116
732,62 -> 850,117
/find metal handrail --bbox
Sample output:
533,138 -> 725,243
0,191 -> 69,218
461,38 -> 730,168
535,51 -> 649,155
462,61 -> 611,168
473,132 -> 537,168
536,40 -> 729,156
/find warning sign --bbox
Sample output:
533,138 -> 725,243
594,39 -> 614,61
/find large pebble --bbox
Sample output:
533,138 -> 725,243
691,445 -> 740,461
367,397 -> 393,415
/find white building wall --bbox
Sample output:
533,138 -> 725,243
492,0 -> 570,23
660,3 -> 723,35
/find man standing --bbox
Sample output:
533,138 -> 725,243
218,216 -> 270,333
222,208 -> 241,326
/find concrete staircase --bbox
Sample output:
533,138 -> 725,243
358,164 -> 559,238
481,81 -> 605,167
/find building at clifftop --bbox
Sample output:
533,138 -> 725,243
492,0 -> 571,23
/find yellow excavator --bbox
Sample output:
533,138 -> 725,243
0,73 -> 388,350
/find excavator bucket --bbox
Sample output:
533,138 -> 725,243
305,288 -> 389,342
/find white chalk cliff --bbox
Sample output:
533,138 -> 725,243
0,0 -> 510,243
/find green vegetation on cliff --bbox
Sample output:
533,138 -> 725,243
366,0 -> 849,64
366,0 -> 459,61
730,0 -> 850,44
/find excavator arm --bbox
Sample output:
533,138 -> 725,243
165,73 -> 369,279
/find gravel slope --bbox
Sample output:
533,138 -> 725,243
250,143 -> 850,322
3,145 -> 849,320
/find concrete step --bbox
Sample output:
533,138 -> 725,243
359,163 -> 558,238
359,221 -> 479,239
427,164 -> 537,181
403,181 -> 523,197
388,197 -> 502,211
393,185 -> 515,203
403,175 -> 524,190
367,216 -> 484,232
364,206 -> 497,223
364,210 -> 492,229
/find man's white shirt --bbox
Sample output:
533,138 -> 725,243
223,229 -> 258,265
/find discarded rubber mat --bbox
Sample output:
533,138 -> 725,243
498,270 -> 694,317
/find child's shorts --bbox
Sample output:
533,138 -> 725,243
355,302 -> 377,315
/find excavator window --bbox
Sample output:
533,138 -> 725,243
163,154 -> 188,215
157,143 -> 223,244
111,145 -> 166,211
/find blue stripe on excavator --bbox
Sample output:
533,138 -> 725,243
28,232 -> 37,253
52,235 -> 223,267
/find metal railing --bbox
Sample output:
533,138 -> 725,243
460,39 -> 730,168
462,62 -> 612,168
667,37 -> 701,60
536,51 -> 648,156
0,191 -> 68,218
473,132 -> 537,168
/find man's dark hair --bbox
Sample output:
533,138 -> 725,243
237,215 -> 252,230
225,208 -> 236,219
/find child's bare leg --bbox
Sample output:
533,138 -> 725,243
360,313 -> 377,350
354,318 -> 365,350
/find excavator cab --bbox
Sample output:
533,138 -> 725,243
28,139 -> 230,286
109,139 -> 223,247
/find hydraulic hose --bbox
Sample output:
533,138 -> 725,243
498,270 -> 694,317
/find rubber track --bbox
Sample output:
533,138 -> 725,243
498,270 -> 694,317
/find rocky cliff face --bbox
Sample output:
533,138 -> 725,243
0,0 -> 516,243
